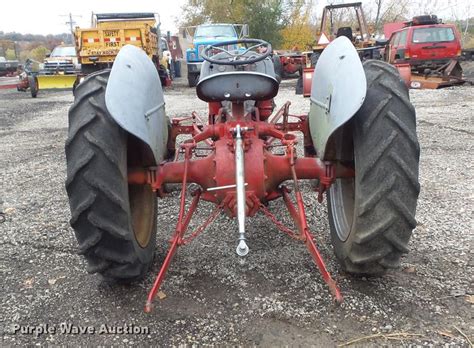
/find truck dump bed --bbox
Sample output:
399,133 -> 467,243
75,13 -> 158,69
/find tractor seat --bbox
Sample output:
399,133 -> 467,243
196,51 -> 279,102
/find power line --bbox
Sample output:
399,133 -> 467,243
59,13 -> 82,44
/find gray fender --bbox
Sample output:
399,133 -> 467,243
308,36 -> 366,160
105,45 -> 168,164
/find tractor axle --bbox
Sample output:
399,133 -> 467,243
128,121 -> 353,212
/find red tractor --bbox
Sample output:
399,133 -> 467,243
66,37 -> 420,311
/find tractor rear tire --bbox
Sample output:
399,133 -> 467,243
65,70 -> 157,282
327,60 -> 420,275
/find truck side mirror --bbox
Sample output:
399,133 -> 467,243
182,29 -> 187,39
242,24 -> 249,38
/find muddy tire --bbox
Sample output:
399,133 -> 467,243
29,76 -> 37,98
272,54 -> 283,83
327,60 -> 420,275
295,75 -> 303,95
188,73 -> 199,87
65,70 -> 157,282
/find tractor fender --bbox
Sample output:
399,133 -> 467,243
105,44 -> 169,164
308,36 -> 366,160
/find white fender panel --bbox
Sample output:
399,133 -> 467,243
308,36 -> 366,159
105,45 -> 168,163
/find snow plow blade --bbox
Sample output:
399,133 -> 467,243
37,75 -> 77,90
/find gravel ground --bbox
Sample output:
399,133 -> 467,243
0,78 -> 473,346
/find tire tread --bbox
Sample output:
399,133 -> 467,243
66,71 -> 156,281
329,60 -> 420,275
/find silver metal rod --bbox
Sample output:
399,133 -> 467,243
207,183 -> 248,192
235,124 -> 249,257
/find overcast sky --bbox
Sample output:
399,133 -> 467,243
0,0 -> 471,35
0,0 -> 186,35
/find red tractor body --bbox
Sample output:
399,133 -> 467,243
129,94 -> 350,311
65,37 -> 420,313
276,52 -> 307,76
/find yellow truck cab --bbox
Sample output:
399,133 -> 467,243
75,12 -> 170,85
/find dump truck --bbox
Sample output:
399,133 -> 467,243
382,15 -> 465,89
183,23 -> 248,87
74,12 -> 170,85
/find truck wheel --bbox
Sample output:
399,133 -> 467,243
188,73 -> 199,87
295,76 -> 303,94
174,60 -> 182,78
29,76 -> 38,98
65,70 -> 157,282
272,54 -> 283,83
327,60 -> 420,275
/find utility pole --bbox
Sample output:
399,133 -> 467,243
60,13 -> 82,44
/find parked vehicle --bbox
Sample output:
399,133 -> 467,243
163,32 -> 183,78
383,15 -> 465,88
0,40 -> 19,77
0,56 -> 19,77
16,46 -> 80,97
16,59 -> 41,97
183,23 -> 248,87
298,2 -> 382,96
75,12 -> 171,86
43,46 -> 79,75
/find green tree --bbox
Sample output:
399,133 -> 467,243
280,0 -> 314,50
27,46 -> 50,62
20,46 -> 50,63
5,48 -> 16,60
19,50 -> 30,63
245,0 -> 285,47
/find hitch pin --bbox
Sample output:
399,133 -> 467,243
234,124 -> 249,257
207,183 -> 248,192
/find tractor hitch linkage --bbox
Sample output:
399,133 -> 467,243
130,111 -> 353,312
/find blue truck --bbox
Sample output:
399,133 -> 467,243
184,23 -> 248,87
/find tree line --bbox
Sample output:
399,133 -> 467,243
179,0 -> 474,50
0,32 -> 69,62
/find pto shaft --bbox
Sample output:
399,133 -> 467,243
234,125 -> 249,257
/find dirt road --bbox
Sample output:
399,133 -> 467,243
0,79 -> 472,346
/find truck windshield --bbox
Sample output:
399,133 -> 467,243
412,27 -> 455,43
160,39 -> 168,51
195,25 -> 236,38
51,47 -> 77,57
